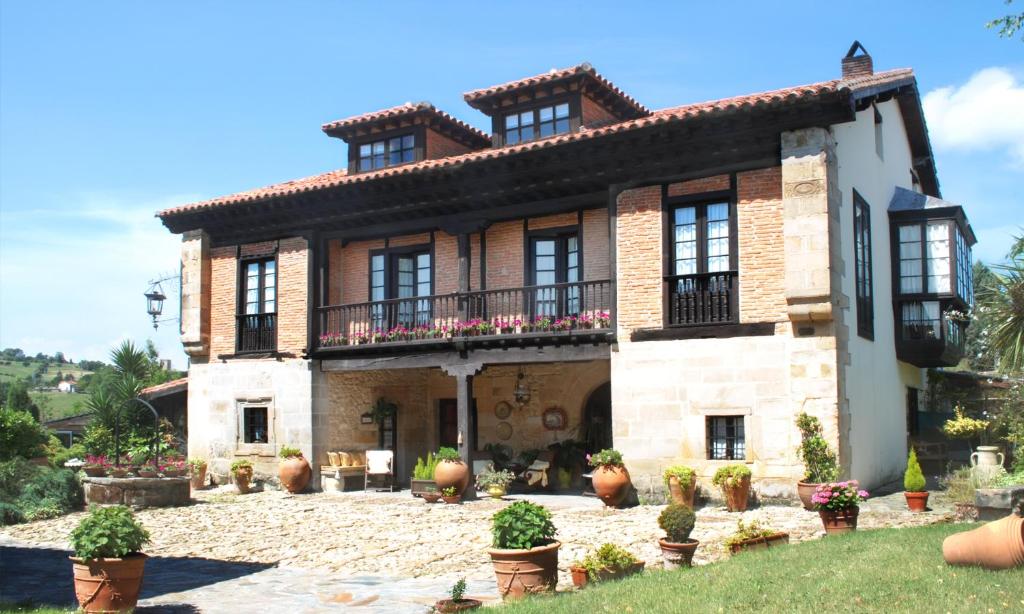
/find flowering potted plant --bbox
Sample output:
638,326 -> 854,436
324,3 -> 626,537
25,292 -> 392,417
533,316 -> 553,332
69,505 -> 151,613
577,313 -> 595,329
476,320 -> 496,335
477,465 -> 515,499
724,519 -> 789,555
596,311 -> 611,328
370,329 -> 386,343
553,316 -> 575,331
278,445 -> 311,493
137,463 -> 159,479
663,465 -> 696,508
657,503 -> 698,569
712,464 -> 752,512
161,458 -> 186,478
187,458 -> 207,489
903,448 -> 928,512
812,481 -> 868,535
351,331 -> 367,345
570,543 -> 644,588
488,501 -> 560,598
795,412 -> 840,510
589,449 -> 631,507
441,485 -> 462,504
231,459 -> 254,494
82,455 -> 109,478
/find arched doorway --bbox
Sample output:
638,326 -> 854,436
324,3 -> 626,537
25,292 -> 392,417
582,382 -> 612,455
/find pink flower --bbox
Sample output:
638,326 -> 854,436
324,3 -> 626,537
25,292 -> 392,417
858,490 -> 869,498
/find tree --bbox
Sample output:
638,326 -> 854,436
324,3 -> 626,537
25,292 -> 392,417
3,380 -> 40,421
988,0 -> 1024,40
965,261 -> 1001,371
977,233 -> 1024,374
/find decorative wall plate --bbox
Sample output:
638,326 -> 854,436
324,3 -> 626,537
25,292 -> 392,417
496,421 -> 513,441
494,401 -> 513,420
542,407 -> 567,431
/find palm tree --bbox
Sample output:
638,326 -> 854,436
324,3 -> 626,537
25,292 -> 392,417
978,233 -> 1024,374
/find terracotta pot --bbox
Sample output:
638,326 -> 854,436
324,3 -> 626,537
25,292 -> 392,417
434,598 -> 483,612
434,459 -> 470,494
728,532 -> 790,555
70,554 -> 147,613
442,495 -> 462,504
570,561 -> 644,588
190,464 -> 207,490
422,493 -> 441,503
162,469 -> 183,478
279,456 -> 311,493
137,470 -> 158,478
942,513 -> 1024,570
658,538 -> 699,570
905,491 -> 929,513
592,465 -> 631,507
110,468 -> 129,479
796,481 -> 820,511
723,476 -> 751,512
819,506 -> 859,535
488,541 -> 560,599
234,468 -> 253,494
82,466 -> 107,478
667,475 -> 696,508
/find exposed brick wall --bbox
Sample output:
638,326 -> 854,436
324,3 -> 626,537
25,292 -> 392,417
209,246 -> 237,357
340,239 -> 384,305
240,241 -> 275,258
425,131 -> 474,159
615,186 -> 663,334
327,240 -> 343,305
470,233 -> 481,291
581,95 -> 619,128
528,212 -> 578,230
667,174 -> 730,197
276,237 -> 309,355
485,221 -> 524,289
737,167 -> 787,323
434,231 -> 459,294
583,208 -> 609,281
388,233 -> 431,248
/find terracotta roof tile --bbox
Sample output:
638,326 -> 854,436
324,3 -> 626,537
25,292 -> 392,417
321,101 -> 489,147
140,377 -> 188,399
158,69 -> 915,219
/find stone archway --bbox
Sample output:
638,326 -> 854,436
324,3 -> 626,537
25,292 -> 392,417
581,381 -> 612,455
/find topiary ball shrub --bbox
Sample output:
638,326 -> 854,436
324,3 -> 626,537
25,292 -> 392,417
70,505 -> 150,560
904,448 -> 927,492
658,503 -> 696,543
492,501 -> 557,550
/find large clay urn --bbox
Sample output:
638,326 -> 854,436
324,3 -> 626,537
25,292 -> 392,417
487,541 -> 560,599
667,475 -> 696,508
71,554 -> 147,612
723,476 -> 751,512
434,459 -> 470,494
279,456 -> 312,493
234,466 -> 253,494
592,464 -> 631,507
189,462 -> 207,490
970,446 -> 1006,481
943,514 -> 1024,570
796,481 -> 820,511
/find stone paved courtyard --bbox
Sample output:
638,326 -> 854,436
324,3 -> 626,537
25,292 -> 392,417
0,485 -> 955,611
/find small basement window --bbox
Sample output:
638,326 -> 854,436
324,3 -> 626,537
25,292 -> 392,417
243,406 -> 269,444
707,416 -> 745,460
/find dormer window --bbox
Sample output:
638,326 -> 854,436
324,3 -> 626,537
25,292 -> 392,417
358,134 -> 416,171
505,103 -> 571,144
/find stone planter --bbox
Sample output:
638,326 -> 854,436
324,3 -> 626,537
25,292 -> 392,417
728,532 -> 790,555
434,460 -> 470,495
71,553 -> 146,613
410,478 -> 437,497
279,456 -> 312,493
488,541 -> 560,599
658,538 -> 698,570
975,486 -> 1024,521
82,477 -> 189,508
796,481 -> 820,511
818,507 -> 859,535
667,475 -> 696,508
954,502 -> 979,522
592,465 -> 631,507
905,491 -> 929,513
570,561 -> 644,588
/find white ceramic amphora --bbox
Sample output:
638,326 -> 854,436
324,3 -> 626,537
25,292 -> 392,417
970,446 -> 1005,468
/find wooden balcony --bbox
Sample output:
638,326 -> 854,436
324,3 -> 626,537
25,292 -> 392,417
314,279 -> 613,354
895,309 -> 967,368
666,271 -> 737,326
236,313 -> 277,353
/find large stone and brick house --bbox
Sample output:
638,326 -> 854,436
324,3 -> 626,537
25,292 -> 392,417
158,43 -> 975,497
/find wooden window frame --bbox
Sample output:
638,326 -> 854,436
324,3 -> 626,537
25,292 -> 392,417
347,126 -> 426,174
491,94 -> 582,147
524,225 -> 582,319
367,243 -> 434,301
853,190 -> 874,340
235,252 -> 278,353
706,415 -> 746,461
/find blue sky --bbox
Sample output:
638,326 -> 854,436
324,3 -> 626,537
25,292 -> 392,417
1,1 -> 1021,366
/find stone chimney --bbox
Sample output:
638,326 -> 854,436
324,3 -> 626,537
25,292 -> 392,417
841,41 -> 873,78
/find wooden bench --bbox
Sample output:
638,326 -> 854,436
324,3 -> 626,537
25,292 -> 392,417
320,465 -> 367,492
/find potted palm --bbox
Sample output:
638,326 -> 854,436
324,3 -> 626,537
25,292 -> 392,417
188,457 -> 208,489
589,449 -> 631,507
795,412 -> 839,510
476,465 -> 514,499
69,505 -> 150,613
657,503 -> 698,569
724,519 -> 789,555
434,578 -> 481,612
813,481 -> 869,535
904,448 -> 929,512
663,465 -> 696,507
278,445 -> 311,493
570,543 -> 644,588
488,501 -> 560,599
434,446 -> 470,496
231,459 -> 254,494
712,464 -> 752,512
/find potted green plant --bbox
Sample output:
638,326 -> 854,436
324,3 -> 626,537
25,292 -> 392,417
657,503 -> 698,569
904,448 -> 928,512
663,465 -> 696,508
488,501 -> 560,599
476,464 -> 514,499
137,462 -> 159,478
589,449 -> 631,507
724,519 -> 789,555
795,412 -> 840,510
69,505 -> 150,613
441,485 -> 462,504
712,464 -> 752,512
813,481 -> 868,535
371,397 -> 398,425
411,452 -> 439,496
570,543 -> 644,588
231,459 -> 254,494
278,445 -> 311,493
434,446 -> 469,496
188,457 -> 207,489
433,577 -> 481,612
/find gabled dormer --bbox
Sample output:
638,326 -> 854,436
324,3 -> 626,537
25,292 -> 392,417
322,102 -> 490,173
463,63 -> 649,147
888,187 -> 976,367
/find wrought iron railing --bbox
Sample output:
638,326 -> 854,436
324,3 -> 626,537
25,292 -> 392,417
666,271 -> 737,326
236,313 -> 277,353
900,315 -> 966,352
317,280 -> 612,348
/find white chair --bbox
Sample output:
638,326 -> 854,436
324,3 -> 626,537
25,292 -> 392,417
364,450 -> 394,492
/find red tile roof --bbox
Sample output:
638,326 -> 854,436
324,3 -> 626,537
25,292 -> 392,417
321,101 -> 490,147
157,68 -> 914,220
140,377 -> 188,399
463,62 -> 649,118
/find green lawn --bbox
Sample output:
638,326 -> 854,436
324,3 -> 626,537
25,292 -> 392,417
499,524 -> 1024,613
0,604 -> 73,614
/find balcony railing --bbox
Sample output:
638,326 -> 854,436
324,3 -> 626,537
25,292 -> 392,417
666,271 -> 737,326
316,280 -> 612,350
236,313 -> 277,353
896,307 -> 967,368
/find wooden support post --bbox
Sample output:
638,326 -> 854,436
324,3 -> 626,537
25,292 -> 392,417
442,362 -> 483,499
457,232 -> 470,320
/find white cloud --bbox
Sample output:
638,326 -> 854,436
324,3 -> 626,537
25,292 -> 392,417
923,67 -> 1024,167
